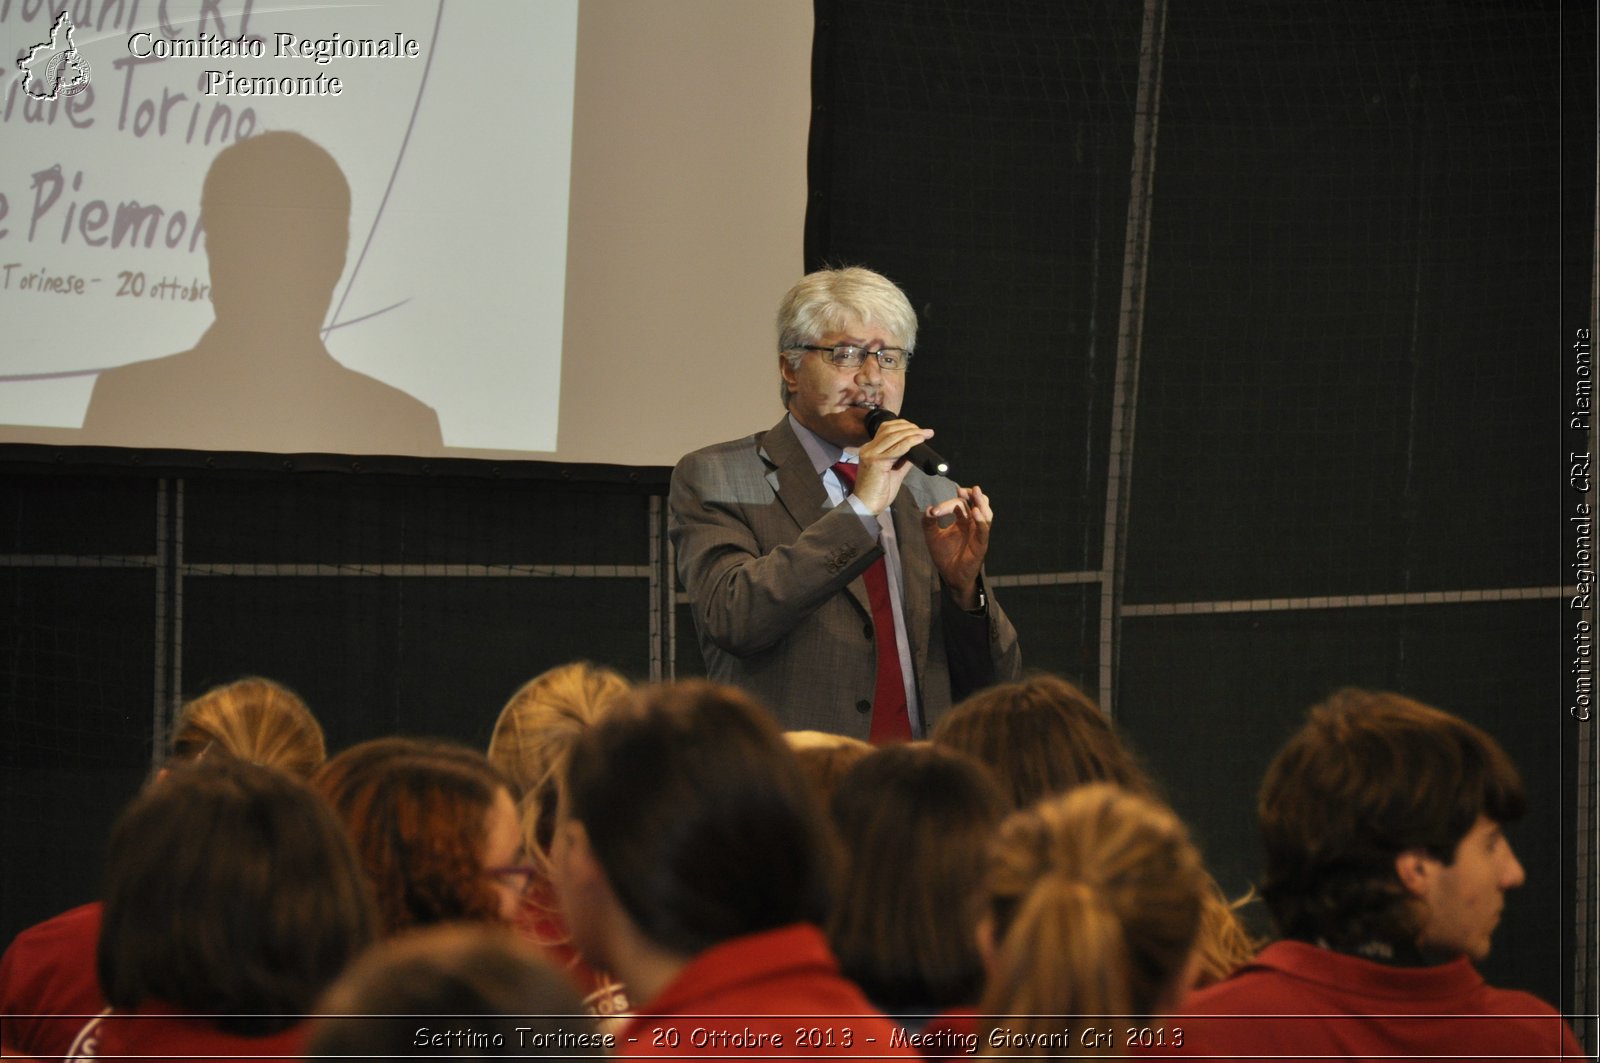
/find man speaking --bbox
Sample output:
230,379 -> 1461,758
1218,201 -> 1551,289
669,267 -> 1021,740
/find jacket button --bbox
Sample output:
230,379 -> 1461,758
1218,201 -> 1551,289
863,623 -> 874,639
855,699 -> 871,714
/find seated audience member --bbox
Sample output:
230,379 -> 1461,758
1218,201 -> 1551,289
932,674 -> 1258,985
487,662 -> 632,1016
64,757 -> 376,1060
164,674 -> 327,778
979,784 -> 1208,1058
826,744 -> 1007,1028
550,680 -> 917,1057
313,738 -> 525,934
785,729 -> 874,806
308,924 -> 605,1059
309,733 -> 434,796
1168,689 -> 1582,1059
0,676 -> 326,1061
930,674 -> 1152,809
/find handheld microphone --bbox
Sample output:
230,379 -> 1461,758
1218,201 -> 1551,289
865,407 -> 950,477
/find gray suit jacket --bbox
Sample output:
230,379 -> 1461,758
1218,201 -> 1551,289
669,414 -> 1022,737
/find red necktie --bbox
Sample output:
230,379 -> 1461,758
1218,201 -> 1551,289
831,461 -> 912,743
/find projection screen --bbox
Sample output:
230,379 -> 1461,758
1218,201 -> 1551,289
0,0 -> 809,465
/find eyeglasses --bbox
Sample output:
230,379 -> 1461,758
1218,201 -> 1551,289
795,345 -> 913,372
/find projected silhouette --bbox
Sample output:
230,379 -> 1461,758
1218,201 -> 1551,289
81,131 -> 443,453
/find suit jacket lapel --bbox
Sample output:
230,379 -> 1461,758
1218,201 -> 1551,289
759,415 -> 872,619
758,415 -> 825,528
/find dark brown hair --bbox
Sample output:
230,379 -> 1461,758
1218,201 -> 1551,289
827,744 -> 1008,1011
564,680 -> 833,956
1258,688 -> 1525,950
98,758 -> 376,1034
309,925 -> 599,1058
931,674 -> 1154,809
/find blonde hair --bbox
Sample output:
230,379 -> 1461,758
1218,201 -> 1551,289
487,662 -> 631,880
785,730 -> 873,806
938,674 -> 1260,984
981,785 -> 1208,1057
1193,889 -> 1262,987
169,676 -> 325,779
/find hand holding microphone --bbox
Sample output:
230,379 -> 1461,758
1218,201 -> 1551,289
855,405 -> 988,599
862,407 -> 988,603
845,408 -> 936,516
865,407 -> 950,477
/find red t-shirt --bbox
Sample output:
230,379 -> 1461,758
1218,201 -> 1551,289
62,1001 -> 305,1063
0,901 -> 105,1060
1154,939 -> 1585,1061
617,923 -> 918,1061
515,882 -> 631,1019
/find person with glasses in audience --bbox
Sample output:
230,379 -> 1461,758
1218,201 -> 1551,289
669,266 -> 1021,741
487,662 -> 633,1018
312,738 -> 528,935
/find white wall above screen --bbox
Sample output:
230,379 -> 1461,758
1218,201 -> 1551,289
0,0 -> 811,465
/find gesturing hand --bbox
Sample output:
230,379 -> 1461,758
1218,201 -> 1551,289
922,484 -> 993,610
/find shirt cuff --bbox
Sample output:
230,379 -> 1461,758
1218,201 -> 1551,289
845,493 -> 881,536
962,578 -> 988,616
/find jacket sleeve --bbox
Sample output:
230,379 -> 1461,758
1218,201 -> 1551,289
669,447 -> 879,657
939,577 -> 1023,700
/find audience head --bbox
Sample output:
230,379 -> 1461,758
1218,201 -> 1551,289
785,729 -> 874,807
98,757 -> 376,1034
1258,688 -> 1526,961
827,743 -> 1008,1014
314,738 -> 525,935
936,675 -> 1258,986
931,674 -> 1153,809
488,662 -> 631,884
168,675 -> 325,778
308,925 -> 600,1059
980,784 -> 1208,1052
554,680 -> 833,971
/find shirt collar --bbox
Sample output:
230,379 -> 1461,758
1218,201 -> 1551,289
787,413 -> 855,476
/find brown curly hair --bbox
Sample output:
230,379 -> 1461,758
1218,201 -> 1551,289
314,738 -> 514,935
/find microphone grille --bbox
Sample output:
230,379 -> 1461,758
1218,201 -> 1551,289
864,407 -> 899,436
